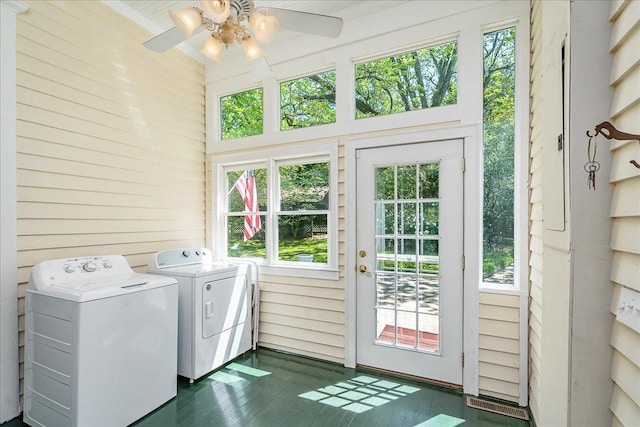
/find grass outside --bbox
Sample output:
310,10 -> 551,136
228,236 -> 328,263
483,244 -> 514,279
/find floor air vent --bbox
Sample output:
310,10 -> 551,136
466,396 -> 530,421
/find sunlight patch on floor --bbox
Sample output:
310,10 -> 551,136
298,375 -> 420,413
413,414 -> 465,427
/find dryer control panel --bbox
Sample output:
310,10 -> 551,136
150,248 -> 213,269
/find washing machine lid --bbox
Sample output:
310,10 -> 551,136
27,255 -> 177,302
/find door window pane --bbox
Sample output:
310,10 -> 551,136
373,159 -> 442,353
375,166 -> 395,200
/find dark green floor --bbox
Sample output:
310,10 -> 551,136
7,348 -> 530,427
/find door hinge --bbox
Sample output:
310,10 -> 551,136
462,255 -> 465,270
461,158 -> 466,172
462,352 -> 465,367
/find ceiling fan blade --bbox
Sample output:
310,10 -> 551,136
143,26 -> 188,52
265,8 -> 343,38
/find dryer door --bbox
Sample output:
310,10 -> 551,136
202,274 -> 248,339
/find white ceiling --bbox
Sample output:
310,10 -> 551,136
107,0 -> 367,62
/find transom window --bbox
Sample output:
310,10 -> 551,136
354,40 -> 458,119
280,70 -> 336,130
220,87 -> 263,140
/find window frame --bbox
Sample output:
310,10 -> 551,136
479,20 -> 529,294
211,141 -> 339,280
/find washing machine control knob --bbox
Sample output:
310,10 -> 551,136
64,265 -> 75,273
103,261 -> 113,269
182,250 -> 190,257
83,262 -> 97,272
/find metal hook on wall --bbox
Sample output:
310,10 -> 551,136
584,121 -> 639,190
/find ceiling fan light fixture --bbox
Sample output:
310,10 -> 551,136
201,35 -> 224,61
169,7 -> 202,38
200,0 -> 231,23
242,35 -> 263,62
248,11 -> 278,43
218,18 -> 236,46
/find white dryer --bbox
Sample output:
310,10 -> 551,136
23,255 -> 178,427
148,248 -> 253,382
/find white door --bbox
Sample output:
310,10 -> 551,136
356,139 -> 464,385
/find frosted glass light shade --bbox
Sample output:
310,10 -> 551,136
242,36 -> 263,62
248,11 -> 278,43
200,0 -> 231,23
170,7 -> 202,37
201,36 -> 223,61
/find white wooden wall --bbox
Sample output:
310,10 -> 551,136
478,293 -> 520,402
15,0 -> 206,401
608,1 -> 640,425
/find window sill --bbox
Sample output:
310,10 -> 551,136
222,258 -> 340,281
261,265 -> 340,281
479,282 -> 526,296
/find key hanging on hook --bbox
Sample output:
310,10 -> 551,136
584,131 -> 601,190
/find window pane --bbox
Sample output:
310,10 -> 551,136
221,88 -> 263,140
418,163 -> 439,199
375,202 -> 395,235
227,215 -> 266,258
227,168 -> 267,213
279,162 -> 329,210
397,165 -> 416,199
483,27 -> 515,284
280,70 -> 336,130
397,202 -> 416,235
355,41 -> 458,119
277,214 -> 327,263
375,166 -> 395,200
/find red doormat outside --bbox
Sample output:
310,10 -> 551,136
377,325 -> 439,350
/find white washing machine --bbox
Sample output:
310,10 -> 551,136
23,255 -> 178,427
147,248 -> 253,382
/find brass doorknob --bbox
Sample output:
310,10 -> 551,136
359,264 -> 368,273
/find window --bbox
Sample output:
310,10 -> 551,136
216,143 -> 338,277
482,27 -> 516,285
220,88 -> 263,140
280,70 -> 336,130
354,41 -> 458,119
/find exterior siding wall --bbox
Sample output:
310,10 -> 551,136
478,293 -> 520,402
528,0 -> 544,419
608,1 -> 640,425
15,0 -> 205,400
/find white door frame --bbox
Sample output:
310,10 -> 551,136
345,123 -> 481,396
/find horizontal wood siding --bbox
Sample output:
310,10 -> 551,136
608,1 -> 640,425
478,292 -> 520,402
528,0 -> 543,418
254,141 -> 346,363
16,0 -> 205,400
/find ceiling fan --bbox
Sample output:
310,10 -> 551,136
143,0 -> 344,71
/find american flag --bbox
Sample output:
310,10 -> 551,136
233,169 -> 261,241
